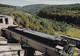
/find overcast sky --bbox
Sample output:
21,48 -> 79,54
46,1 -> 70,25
0,0 -> 80,6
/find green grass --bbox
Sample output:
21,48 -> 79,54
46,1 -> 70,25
66,28 -> 80,39
56,28 -> 80,39
73,48 -> 80,56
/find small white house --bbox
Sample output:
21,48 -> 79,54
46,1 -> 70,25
0,14 -> 14,34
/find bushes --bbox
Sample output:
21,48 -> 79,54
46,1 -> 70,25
13,12 -> 70,35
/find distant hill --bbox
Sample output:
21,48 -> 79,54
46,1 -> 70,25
22,4 -> 51,14
22,3 -> 80,14
0,4 -> 15,8
37,3 -> 80,25
0,4 -> 21,8
0,4 -> 22,16
50,3 -> 80,10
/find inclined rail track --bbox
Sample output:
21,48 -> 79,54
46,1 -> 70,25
1,28 -> 60,56
1,28 -> 76,56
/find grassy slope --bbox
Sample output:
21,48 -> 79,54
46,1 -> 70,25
73,48 -> 80,56
66,28 -> 80,38
56,28 -> 80,39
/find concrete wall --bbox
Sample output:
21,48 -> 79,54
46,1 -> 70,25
0,15 -> 14,35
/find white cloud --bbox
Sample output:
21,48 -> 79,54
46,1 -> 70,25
24,0 -> 52,2
0,0 -> 80,6
43,1 -> 73,5
23,0 -> 80,5
36,0 -> 80,5
25,0 -> 38,2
